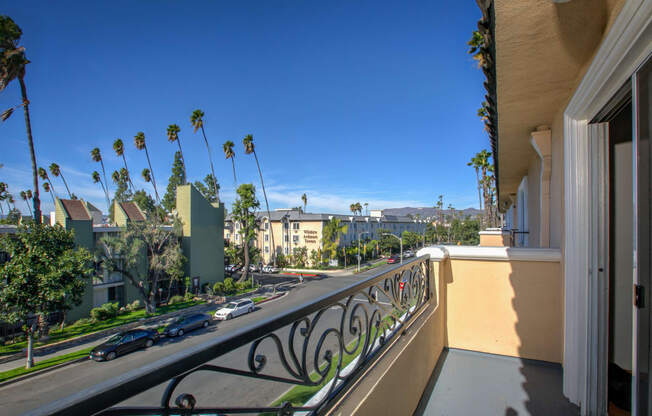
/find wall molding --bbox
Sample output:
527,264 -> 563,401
417,245 -> 561,263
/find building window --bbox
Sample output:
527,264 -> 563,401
293,235 -> 300,243
264,222 -> 269,230
265,246 -> 269,253
284,235 -> 289,242
284,247 -> 289,255
264,234 -> 269,242
292,222 -> 300,230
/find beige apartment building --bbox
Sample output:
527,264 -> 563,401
224,208 -> 427,264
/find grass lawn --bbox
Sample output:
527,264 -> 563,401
354,260 -> 388,274
0,300 -> 204,357
0,347 -> 93,383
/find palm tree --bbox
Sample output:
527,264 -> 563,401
223,140 -> 236,184
49,163 -> 71,199
191,110 -> 219,200
356,202 -> 363,215
243,134 -> 275,265
20,190 -> 32,216
91,147 -> 111,209
91,171 -> 108,211
0,183 -> 6,216
142,168 -> 153,186
0,16 -> 41,224
38,167 -> 56,197
166,124 -> 186,184
467,154 -> 483,213
364,202 -> 368,216
301,193 -> 307,212
113,139 -> 135,191
42,182 -> 55,206
134,132 -> 159,202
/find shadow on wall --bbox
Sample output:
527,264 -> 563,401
510,262 -> 578,415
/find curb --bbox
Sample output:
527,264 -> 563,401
0,356 -> 88,388
255,292 -> 287,305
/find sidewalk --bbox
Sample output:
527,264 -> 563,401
282,258 -> 387,276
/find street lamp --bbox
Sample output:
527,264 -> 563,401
381,233 -> 403,264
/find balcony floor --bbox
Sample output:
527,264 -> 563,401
414,348 -> 579,416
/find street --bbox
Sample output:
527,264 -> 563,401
0,265 -> 396,415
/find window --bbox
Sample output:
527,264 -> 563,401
264,234 -> 269,241
293,235 -> 300,243
265,246 -> 269,253
108,286 -> 116,301
235,223 -> 240,230
292,222 -> 300,230
284,222 -> 289,230
284,235 -> 289,242
284,247 -> 289,255
264,222 -> 269,230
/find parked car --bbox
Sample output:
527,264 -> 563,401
403,250 -> 414,258
162,313 -> 210,337
225,264 -> 242,274
262,265 -> 279,273
387,255 -> 400,264
90,329 -> 159,361
249,264 -> 260,272
214,299 -> 255,320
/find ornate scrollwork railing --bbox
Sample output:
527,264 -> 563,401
38,256 -> 430,416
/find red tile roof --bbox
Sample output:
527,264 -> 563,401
61,199 -> 91,220
119,202 -> 145,221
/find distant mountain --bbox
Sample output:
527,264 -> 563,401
381,207 -> 482,219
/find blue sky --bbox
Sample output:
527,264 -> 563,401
1,1 -> 488,215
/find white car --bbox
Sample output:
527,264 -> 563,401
262,265 -> 279,273
214,299 -> 255,320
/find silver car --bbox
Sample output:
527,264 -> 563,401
162,313 -> 210,337
214,299 -> 255,320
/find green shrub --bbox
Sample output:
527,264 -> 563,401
101,302 -> 119,317
184,291 -> 193,301
169,295 -> 185,305
90,307 -> 108,321
127,300 -> 142,311
117,307 -> 128,315
72,318 -> 93,326
223,278 -> 235,295
213,282 -> 224,295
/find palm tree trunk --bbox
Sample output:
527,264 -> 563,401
59,172 -> 72,198
231,158 -> 237,184
0,202 -> 4,216
475,168 -> 482,211
253,151 -> 275,266
121,154 -> 135,191
24,199 -> 33,217
176,140 -> 187,184
47,179 -> 57,197
47,190 -> 56,207
19,77 -> 41,224
99,159 -> 111,209
240,228 -> 250,283
200,126 -> 219,201
143,146 -> 160,202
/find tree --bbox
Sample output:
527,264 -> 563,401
91,170 -> 109,211
110,168 -> 133,220
113,139 -> 135,192
467,29 -> 486,68
242,135 -> 275,266
49,163 -> 72,199
378,228 -> 399,255
301,193 -> 307,212
231,184 -> 260,283
364,202 -> 368,216
97,217 -> 186,314
350,203 -> 356,216
134,132 -> 159,202
401,230 -> 421,250
91,148 -> 111,210
292,246 -> 308,268
38,167 -> 56,198
322,217 -> 348,260
467,153 -> 484,213
436,195 -> 444,224
42,181 -> 55,206
133,189 -> 156,215
166,124 -> 186,184
191,110 -> 219,201
309,249 -> 320,267
194,174 -> 220,203
19,189 -> 32,217
223,140 -> 236,184
162,151 -> 186,213
0,224 -> 93,368
0,16 -> 41,223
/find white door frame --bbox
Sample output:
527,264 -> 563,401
563,0 -> 652,412
563,0 -> 652,414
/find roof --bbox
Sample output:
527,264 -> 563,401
61,199 -> 91,220
119,202 -> 146,221
225,209 -> 424,224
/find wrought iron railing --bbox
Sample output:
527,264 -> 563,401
35,256 -> 431,416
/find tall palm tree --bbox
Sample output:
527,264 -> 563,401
301,193 -> 307,212
356,202 -> 363,216
467,154 -> 483,212
20,190 -> 32,216
166,124 -> 186,184
91,147 -> 111,209
350,203 -> 356,216
38,167 -> 56,197
0,16 -> 41,224
142,168 -> 153,187
0,182 -> 6,216
243,134 -> 275,265
364,202 -> 368,216
191,110 -> 219,200
113,139 -> 135,191
42,182 -> 55,207
223,140 -> 236,184
134,132 -> 159,202
49,163 -> 71,198
91,171 -> 109,211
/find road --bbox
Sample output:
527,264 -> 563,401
0,266 -> 396,415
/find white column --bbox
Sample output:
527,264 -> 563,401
531,127 -> 552,248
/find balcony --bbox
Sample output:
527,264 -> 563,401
33,245 -> 568,416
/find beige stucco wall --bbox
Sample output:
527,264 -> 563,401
335,260 -> 445,416
444,258 -> 563,363
526,156 -> 541,248
479,233 -> 510,247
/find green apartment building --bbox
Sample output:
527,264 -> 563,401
41,184 -> 225,322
